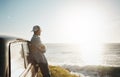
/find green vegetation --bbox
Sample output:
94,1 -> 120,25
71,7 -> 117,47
38,65 -> 79,77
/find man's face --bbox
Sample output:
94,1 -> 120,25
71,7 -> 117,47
35,29 -> 41,36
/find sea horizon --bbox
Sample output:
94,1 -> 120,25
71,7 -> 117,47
45,43 -> 120,77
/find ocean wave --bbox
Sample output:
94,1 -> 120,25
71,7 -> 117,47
62,64 -> 120,77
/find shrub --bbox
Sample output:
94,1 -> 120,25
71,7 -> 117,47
37,65 -> 79,77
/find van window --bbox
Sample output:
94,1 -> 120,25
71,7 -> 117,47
22,42 -> 29,67
10,42 -> 25,77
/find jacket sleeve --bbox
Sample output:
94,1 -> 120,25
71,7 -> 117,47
38,44 -> 46,53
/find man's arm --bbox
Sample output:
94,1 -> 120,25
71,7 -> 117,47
38,44 -> 46,53
28,41 -> 46,53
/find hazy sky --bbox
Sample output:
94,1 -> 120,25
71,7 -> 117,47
0,0 -> 120,43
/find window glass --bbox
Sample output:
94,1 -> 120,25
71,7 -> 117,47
22,42 -> 30,66
10,42 -> 25,77
22,42 -> 29,56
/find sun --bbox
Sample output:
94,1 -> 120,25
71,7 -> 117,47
59,5 -> 106,43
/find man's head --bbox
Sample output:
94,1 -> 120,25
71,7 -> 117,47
32,25 -> 41,31
32,25 -> 41,35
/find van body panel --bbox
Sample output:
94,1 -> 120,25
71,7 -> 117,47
0,35 -> 33,77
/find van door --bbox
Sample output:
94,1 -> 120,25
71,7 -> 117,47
10,41 -> 32,77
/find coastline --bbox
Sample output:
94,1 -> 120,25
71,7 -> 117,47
62,65 -> 120,77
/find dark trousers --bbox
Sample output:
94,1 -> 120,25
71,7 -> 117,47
34,62 -> 50,77
28,53 -> 50,77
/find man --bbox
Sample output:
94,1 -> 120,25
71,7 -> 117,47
30,25 -> 50,77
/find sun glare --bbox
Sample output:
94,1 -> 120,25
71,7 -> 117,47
58,3 -> 106,43
77,7 -> 105,65
58,3 -> 107,65
80,43 -> 103,65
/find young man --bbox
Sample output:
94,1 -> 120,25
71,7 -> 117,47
30,25 -> 50,77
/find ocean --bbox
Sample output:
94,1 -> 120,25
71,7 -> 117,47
45,43 -> 120,77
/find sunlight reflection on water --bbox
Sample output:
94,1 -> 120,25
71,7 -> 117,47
46,43 -> 120,66
79,43 -> 104,65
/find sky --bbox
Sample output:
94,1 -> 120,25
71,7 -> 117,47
0,0 -> 120,43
